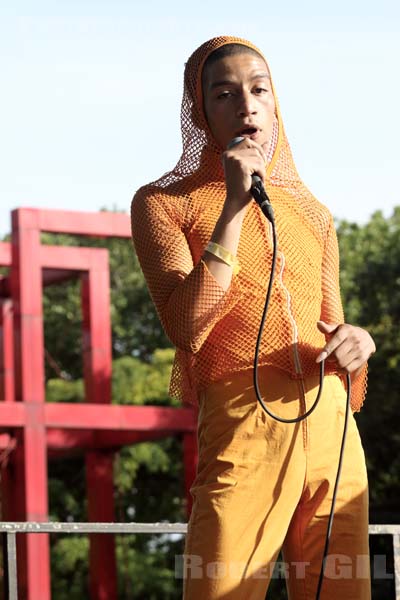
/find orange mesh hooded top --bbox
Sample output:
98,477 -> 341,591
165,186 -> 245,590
131,35 -> 367,412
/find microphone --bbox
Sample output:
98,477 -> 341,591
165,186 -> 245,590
227,136 -> 275,223
249,173 -> 275,224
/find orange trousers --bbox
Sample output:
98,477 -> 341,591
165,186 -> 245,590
182,367 -> 370,599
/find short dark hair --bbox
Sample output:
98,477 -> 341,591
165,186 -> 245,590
201,43 -> 265,88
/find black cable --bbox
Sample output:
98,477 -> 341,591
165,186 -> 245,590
253,218 -> 324,423
315,372 -> 351,599
250,181 -> 352,599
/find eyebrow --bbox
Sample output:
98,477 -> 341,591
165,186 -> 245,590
209,72 -> 270,90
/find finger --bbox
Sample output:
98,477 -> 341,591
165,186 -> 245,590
229,137 -> 267,163
227,151 -> 267,174
317,320 -> 340,336
226,136 -> 248,150
229,149 -> 267,177
333,340 -> 360,370
252,156 -> 268,180
225,146 -> 264,166
339,356 -> 366,375
223,148 -> 264,172
325,334 -> 371,369
316,331 -> 348,363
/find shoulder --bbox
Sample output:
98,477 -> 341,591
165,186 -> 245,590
294,190 -> 335,243
131,183 -> 187,228
131,173 -> 215,233
311,197 -> 335,237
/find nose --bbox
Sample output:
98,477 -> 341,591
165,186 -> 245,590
236,90 -> 257,117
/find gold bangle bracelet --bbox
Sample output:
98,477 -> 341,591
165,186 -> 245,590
205,241 -> 240,275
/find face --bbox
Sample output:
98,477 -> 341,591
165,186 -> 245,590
202,52 -> 276,150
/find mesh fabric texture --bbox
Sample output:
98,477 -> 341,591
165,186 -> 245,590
131,35 -> 367,412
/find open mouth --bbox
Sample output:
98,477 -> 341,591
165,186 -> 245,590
238,126 -> 259,137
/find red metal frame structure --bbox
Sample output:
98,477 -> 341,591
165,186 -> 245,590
0,208 -> 198,599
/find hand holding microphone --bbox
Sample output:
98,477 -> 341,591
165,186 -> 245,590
223,136 -> 274,223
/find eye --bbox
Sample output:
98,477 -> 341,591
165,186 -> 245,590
254,86 -> 268,94
217,90 -> 234,100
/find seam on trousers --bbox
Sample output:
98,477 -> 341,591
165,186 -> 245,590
297,376 -> 309,495
297,379 -> 308,450
182,501 -> 201,600
182,389 -> 205,598
298,377 -> 308,452
294,504 -> 309,600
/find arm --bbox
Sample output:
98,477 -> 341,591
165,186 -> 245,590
203,137 -> 269,289
130,190 -> 243,353
316,216 -> 375,411
131,137 -> 269,353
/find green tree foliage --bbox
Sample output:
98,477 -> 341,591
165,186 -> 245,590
337,208 -> 400,522
337,209 -> 400,599
112,349 -> 179,407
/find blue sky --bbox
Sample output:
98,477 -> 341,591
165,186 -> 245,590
1,0 -> 399,238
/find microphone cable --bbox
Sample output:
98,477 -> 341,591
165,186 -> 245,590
250,173 -> 352,600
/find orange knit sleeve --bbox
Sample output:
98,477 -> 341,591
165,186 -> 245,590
130,189 -> 242,353
320,216 -> 345,326
321,215 -> 367,412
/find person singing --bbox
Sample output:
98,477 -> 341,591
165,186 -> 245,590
131,35 -> 375,599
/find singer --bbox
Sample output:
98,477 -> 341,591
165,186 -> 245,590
131,36 -> 376,599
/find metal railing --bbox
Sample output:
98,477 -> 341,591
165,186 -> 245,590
1,522 -> 399,599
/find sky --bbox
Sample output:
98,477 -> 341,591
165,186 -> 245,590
1,0 -> 399,239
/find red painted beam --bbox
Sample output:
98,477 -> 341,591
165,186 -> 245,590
30,208 -> 131,238
11,209 -> 51,600
86,451 -> 117,600
0,402 -> 26,426
46,429 -> 170,456
40,245 -> 109,271
80,249 -> 116,599
0,429 -> 183,454
3,241 -> 111,271
81,253 -> 112,404
44,403 -> 197,432
0,403 -> 197,432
